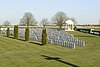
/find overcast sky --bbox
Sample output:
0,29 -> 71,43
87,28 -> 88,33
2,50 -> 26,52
0,0 -> 100,25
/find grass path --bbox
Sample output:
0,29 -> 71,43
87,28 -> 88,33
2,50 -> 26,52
0,31 -> 100,67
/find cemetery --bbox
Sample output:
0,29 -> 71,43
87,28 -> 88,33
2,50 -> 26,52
0,16 -> 100,67
0,27 -> 85,49
0,0 -> 100,66
0,26 -> 100,67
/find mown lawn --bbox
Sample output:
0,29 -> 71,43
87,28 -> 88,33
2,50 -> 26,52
0,31 -> 100,67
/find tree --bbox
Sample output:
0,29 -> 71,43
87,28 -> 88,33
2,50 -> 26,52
42,26 -> 47,45
20,12 -> 37,27
40,18 -> 49,27
14,25 -> 18,39
68,17 -> 77,25
52,11 -> 67,30
3,20 -> 11,27
25,27 -> 29,41
0,26 -> 1,33
6,28 -> 10,37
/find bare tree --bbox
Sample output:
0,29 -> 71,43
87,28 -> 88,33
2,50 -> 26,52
20,12 -> 37,27
52,11 -> 67,30
40,18 -> 49,27
68,17 -> 77,25
3,20 -> 11,27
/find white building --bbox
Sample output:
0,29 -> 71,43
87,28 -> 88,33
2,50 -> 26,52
65,20 -> 74,31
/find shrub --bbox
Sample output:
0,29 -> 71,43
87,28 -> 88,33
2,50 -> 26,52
25,27 -> 29,41
74,26 -> 77,30
6,28 -> 10,37
14,25 -> 18,39
0,26 -> 1,33
42,27 -> 47,45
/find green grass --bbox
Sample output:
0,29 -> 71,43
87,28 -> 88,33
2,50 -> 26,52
93,28 -> 100,31
0,31 -> 100,67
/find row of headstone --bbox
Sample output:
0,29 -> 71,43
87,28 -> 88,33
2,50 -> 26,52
48,39 -> 75,49
46,29 -> 85,49
0,28 -> 85,49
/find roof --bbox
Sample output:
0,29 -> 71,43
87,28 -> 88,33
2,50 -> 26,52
65,20 -> 74,24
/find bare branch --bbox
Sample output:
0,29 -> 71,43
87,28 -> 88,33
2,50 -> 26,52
20,12 -> 37,27
52,11 -> 67,30
40,18 -> 49,26
3,20 -> 11,26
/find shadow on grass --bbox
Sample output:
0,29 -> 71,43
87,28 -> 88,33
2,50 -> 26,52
41,55 -> 80,67
3,35 -> 15,39
3,35 -> 26,41
17,38 -> 26,41
9,36 -> 16,39
29,41 -> 42,45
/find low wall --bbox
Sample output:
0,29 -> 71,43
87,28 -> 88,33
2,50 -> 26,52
77,28 -> 100,36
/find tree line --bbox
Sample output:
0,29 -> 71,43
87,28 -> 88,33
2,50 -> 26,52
2,11 -> 76,30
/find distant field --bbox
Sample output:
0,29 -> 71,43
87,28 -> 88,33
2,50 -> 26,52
0,31 -> 100,67
1,25 -> 100,30
93,28 -> 100,31
77,26 -> 100,31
